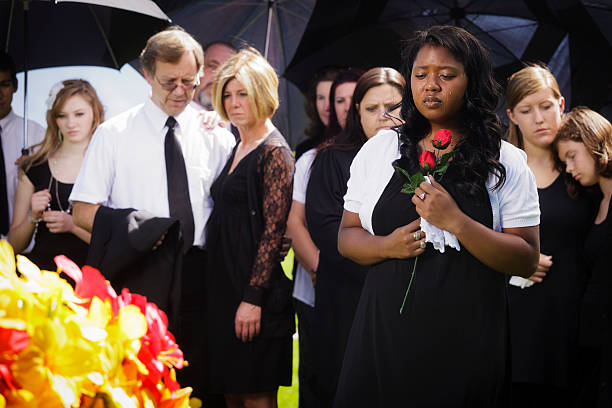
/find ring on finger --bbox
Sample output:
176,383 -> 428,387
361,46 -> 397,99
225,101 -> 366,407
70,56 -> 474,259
420,240 -> 426,249
413,231 -> 421,241
419,192 -> 426,200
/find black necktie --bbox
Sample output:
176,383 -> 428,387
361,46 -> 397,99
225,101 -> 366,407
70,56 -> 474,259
0,125 -> 8,235
164,117 -> 194,252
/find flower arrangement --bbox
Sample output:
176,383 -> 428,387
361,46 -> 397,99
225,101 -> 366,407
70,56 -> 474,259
394,129 -> 456,314
0,240 -> 192,408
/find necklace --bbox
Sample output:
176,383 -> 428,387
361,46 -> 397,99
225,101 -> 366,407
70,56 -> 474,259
47,173 -> 72,214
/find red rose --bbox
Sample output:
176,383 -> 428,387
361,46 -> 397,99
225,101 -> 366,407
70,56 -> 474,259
432,129 -> 452,150
419,150 -> 436,172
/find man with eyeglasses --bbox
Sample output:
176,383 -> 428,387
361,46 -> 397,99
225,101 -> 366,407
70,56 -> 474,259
0,52 -> 45,240
70,26 -> 235,404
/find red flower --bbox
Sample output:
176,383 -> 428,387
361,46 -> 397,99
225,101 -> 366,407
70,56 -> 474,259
55,256 -> 119,314
432,129 -> 452,149
0,328 -> 29,391
419,150 -> 436,172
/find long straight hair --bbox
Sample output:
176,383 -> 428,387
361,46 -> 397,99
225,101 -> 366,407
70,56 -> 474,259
22,79 -> 104,172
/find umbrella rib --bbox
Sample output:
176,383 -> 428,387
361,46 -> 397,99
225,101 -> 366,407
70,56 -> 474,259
233,8 -> 267,44
5,0 -> 16,52
276,5 -> 309,22
87,5 -> 119,69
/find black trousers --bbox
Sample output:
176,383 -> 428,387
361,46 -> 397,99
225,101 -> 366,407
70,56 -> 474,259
175,247 -> 226,407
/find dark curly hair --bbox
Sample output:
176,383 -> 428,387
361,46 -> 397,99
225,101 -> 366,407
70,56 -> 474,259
398,25 -> 506,195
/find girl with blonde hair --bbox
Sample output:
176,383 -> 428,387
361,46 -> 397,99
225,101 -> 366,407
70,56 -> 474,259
9,79 -> 104,269
505,65 -> 594,407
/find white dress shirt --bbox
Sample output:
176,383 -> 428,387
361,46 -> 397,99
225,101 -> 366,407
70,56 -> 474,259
70,98 -> 236,247
291,148 -> 316,307
0,110 -> 45,231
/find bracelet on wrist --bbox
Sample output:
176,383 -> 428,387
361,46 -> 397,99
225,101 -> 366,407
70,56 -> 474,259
29,214 -> 40,225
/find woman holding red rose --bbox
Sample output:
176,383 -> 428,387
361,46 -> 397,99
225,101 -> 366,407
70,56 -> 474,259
333,26 -> 540,407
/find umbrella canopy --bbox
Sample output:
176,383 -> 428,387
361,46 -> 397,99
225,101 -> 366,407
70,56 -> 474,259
1,0 -> 170,148
2,0 -> 170,71
159,0 -> 315,147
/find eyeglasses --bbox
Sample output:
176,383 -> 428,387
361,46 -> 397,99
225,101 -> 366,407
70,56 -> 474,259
154,75 -> 199,92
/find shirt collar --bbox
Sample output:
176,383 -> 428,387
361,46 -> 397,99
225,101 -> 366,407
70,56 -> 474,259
143,97 -> 195,132
0,109 -> 16,129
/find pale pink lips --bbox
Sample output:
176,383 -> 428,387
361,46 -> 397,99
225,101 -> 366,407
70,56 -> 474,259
423,96 -> 441,108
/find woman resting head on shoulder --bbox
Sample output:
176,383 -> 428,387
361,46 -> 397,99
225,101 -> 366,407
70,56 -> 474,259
555,107 -> 612,217
8,79 -> 103,267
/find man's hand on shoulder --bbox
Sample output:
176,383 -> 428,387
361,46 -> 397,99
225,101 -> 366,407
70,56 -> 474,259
199,110 -> 229,130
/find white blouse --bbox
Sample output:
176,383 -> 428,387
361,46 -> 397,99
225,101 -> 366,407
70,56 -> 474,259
343,129 -> 540,234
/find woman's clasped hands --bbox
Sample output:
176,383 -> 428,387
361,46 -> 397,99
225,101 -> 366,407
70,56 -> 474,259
383,218 -> 427,259
412,176 -> 464,234
31,188 -> 76,234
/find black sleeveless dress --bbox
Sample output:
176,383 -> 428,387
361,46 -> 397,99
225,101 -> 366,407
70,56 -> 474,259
25,161 -> 89,270
334,158 -> 510,407
508,175 -> 593,396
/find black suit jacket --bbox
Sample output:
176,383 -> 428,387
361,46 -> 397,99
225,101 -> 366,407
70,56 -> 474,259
87,207 -> 182,330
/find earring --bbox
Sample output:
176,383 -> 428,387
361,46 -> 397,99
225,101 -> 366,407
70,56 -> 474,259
58,130 -> 64,143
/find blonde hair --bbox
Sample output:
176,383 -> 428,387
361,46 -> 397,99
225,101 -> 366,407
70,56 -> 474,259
211,47 -> 279,122
22,79 -> 104,172
505,64 -> 563,149
555,106 -> 612,178
140,26 -> 204,76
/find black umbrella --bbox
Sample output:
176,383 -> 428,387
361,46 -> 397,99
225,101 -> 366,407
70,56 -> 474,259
286,0 -> 612,122
159,0 -> 316,147
285,0 -> 540,93
1,0 -> 170,149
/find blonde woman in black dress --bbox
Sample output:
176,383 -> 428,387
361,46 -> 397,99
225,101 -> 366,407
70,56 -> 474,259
205,47 -> 295,408
9,80 -> 104,269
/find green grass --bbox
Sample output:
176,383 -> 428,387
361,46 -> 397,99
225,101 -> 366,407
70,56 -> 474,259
278,338 -> 299,407
278,249 -> 299,407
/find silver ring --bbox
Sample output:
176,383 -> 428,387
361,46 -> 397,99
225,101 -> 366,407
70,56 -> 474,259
419,192 -> 426,200
420,240 -> 426,249
413,231 -> 420,241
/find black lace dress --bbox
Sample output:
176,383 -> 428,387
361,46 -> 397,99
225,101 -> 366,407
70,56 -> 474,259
204,130 -> 295,394
334,157 -> 510,407
25,161 -> 89,270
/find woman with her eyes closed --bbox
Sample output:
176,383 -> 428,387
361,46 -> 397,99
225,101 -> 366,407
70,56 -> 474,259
504,65 -> 595,408
332,26 -> 540,407
204,47 -> 295,408
305,67 -> 404,408
555,107 -> 612,407
8,79 -> 103,270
